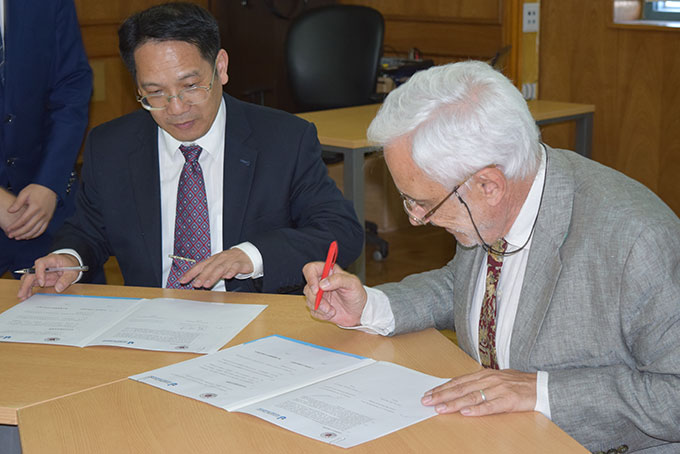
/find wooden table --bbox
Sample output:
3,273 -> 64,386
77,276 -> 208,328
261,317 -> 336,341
298,100 -> 595,282
0,280 -> 587,453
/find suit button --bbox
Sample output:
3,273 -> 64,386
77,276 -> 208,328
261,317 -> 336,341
4,114 -> 14,123
6,157 -> 16,166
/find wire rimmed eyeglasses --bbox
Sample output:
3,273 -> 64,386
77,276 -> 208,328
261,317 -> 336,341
136,64 -> 217,111
400,184 -> 461,226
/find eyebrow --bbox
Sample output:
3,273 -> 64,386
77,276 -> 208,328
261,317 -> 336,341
139,70 -> 203,90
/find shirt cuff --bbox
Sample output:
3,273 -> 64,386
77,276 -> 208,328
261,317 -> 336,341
51,248 -> 85,284
231,242 -> 263,280
534,370 -> 552,419
338,286 -> 395,336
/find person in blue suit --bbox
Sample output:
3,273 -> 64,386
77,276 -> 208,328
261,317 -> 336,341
18,2 -> 363,297
0,0 -> 92,276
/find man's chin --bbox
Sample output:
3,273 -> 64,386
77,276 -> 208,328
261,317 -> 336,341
445,229 -> 478,248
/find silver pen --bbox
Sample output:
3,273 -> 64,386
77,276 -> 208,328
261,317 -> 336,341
168,254 -> 197,264
13,266 -> 89,275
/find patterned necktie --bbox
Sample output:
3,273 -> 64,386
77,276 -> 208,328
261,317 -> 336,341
478,238 -> 508,369
166,145 -> 211,289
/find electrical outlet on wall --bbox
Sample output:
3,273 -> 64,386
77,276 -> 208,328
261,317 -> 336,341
523,2 -> 539,33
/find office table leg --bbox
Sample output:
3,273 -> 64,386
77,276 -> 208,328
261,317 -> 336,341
322,145 -> 379,283
535,112 -> 593,159
574,112 -> 593,159
0,425 -> 21,454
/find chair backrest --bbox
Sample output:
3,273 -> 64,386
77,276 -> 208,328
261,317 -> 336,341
285,5 -> 384,111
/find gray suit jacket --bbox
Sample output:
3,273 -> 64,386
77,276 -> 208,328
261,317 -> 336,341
378,147 -> 680,453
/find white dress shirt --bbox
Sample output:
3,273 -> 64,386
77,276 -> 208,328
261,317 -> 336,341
352,147 -> 552,419
158,98 -> 262,290
59,99 -> 264,290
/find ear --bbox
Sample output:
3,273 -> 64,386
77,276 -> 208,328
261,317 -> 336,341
473,167 -> 506,207
216,49 -> 229,85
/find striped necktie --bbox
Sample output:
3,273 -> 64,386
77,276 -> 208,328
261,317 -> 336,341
478,238 -> 508,369
166,144 -> 211,289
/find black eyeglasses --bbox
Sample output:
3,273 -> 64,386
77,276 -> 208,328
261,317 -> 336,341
400,184 -> 461,226
400,156 -> 548,257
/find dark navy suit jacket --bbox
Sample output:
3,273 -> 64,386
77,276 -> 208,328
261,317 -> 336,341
0,0 -> 92,272
53,94 -> 364,294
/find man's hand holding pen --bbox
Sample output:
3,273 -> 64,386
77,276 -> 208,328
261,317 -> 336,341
178,249 -> 254,289
17,253 -> 83,300
302,261 -> 367,327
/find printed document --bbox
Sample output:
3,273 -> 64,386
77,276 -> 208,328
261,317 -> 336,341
0,293 -> 266,353
131,335 -> 448,447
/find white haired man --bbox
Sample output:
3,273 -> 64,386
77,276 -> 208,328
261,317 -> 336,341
303,61 -> 680,453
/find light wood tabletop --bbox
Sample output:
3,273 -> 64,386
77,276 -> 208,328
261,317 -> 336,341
0,280 -> 587,453
297,100 -> 595,151
0,280 -> 299,425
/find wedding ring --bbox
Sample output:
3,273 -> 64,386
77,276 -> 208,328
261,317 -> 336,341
479,389 -> 487,402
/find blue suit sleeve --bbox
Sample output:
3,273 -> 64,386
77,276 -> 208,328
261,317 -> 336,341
34,0 -> 92,201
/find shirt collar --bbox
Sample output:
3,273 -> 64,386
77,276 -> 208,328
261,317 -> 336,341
159,97 -> 226,160
504,144 -> 547,249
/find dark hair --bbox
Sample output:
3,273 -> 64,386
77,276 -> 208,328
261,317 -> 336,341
118,2 -> 220,80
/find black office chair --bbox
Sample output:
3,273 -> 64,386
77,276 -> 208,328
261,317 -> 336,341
286,4 -> 389,260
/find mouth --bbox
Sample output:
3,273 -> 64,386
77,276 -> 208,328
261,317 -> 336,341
172,120 -> 196,130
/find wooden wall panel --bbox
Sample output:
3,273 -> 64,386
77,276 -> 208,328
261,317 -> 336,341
384,21 -> 502,60
540,0 -> 680,215
340,0 -> 501,22
340,0 -> 504,62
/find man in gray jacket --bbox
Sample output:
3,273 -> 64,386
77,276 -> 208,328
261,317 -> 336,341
303,61 -> 680,453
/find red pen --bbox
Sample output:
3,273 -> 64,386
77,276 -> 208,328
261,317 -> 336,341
314,241 -> 338,310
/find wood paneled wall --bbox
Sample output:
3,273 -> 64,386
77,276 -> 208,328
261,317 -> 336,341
74,0 -> 209,131
539,0 -> 680,215
339,0 -> 504,63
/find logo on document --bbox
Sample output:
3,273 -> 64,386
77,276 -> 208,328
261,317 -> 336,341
320,432 -> 337,440
200,393 -> 218,399
44,337 -> 60,342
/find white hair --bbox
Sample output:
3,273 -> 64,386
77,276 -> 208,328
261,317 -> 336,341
367,61 -> 541,187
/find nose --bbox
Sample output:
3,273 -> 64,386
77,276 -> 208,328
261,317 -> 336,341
165,96 -> 191,116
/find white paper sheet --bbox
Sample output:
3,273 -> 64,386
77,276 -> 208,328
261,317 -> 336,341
0,294 -> 267,353
131,335 -> 375,409
87,298 -> 266,353
0,294 -> 139,347
130,335 -> 448,448
237,361 -> 448,448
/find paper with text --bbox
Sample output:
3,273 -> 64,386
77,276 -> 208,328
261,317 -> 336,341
130,335 -> 448,448
0,294 -> 266,353
131,335 -> 375,410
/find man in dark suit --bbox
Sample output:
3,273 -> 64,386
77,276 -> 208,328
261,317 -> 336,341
18,2 -> 362,298
0,0 -> 91,276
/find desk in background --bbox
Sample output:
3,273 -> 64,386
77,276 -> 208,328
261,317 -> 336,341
0,280 -> 587,453
297,100 -> 595,282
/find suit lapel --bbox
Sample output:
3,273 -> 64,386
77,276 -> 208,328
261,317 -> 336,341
509,147 -> 573,369
455,247 -> 486,357
128,114 -> 163,285
221,95 -> 258,248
